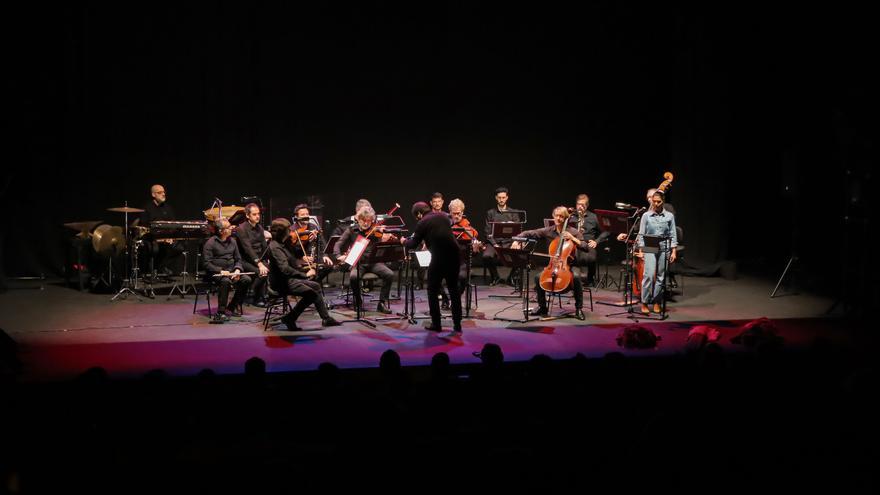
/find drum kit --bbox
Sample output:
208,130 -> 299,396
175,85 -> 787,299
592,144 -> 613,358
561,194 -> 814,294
65,203 -> 156,299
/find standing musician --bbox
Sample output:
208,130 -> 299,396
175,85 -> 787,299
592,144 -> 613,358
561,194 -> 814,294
403,202 -> 463,334
511,206 -> 588,320
234,203 -> 269,307
333,206 -> 396,314
202,218 -> 252,323
572,193 -> 608,286
417,192 -> 447,290
292,203 -> 335,284
483,186 -> 520,286
636,190 -> 677,314
138,184 -> 183,277
267,218 -> 340,330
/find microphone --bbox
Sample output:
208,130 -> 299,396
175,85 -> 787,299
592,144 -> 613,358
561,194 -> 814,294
511,236 -> 535,243
615,202 -> 635,210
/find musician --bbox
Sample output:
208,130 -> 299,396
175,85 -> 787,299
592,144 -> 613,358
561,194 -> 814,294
139,184 -> 183,277
616,188 -> 675,242
268,218 -> 340,330
202,218 -> 252,323
430,192 -> 445,214
449,198 -> 481,291
572,193 -> 608,285
512,206 -> 587,320
483,186 -> 520,286
403,202 -> 463,333
333,206 -> 396,314
636,191 -> 678,314
332,198 -> 372,238
234,203 -> 269,307
292,204 -> 335,284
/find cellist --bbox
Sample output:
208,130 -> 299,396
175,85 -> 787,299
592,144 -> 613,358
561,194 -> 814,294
511,206 -> 588,320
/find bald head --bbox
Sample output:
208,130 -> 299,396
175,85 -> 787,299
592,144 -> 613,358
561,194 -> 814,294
151,184 -> 167,205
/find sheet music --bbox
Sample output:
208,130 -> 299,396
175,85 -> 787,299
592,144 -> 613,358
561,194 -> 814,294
413,250 -> 432,268
345,235 -> 369,266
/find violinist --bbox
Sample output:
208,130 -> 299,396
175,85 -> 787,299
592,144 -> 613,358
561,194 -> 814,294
449,198 -> 481,290
333,206 -> 396,314
331,198 -> 372,238
234,203 -> 269,307
292,204 -> 334,284
511,206 -> 587,320
636,190 -> 677,314
267,218 -> 340,330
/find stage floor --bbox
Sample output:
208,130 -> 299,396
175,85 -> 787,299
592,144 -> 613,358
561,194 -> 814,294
0,271 -> 843,381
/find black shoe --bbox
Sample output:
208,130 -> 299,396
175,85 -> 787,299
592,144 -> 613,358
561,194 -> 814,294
423,321 -> 443,332
575,309 -> 586,320
530,307 -> 548,316
322,317 -> 341,327
489,277 -> 502,286
377,301 -> 392,314
210,312 -> 228,324
281,314 -> 301,331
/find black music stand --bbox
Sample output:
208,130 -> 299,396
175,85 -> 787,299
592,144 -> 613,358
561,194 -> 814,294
601,209 -> 642,316
488,221 -> 524,297
492,246 -> 539,323
594,209 -> 630,290
397,249 -> 439,324
339,241 -> 405,328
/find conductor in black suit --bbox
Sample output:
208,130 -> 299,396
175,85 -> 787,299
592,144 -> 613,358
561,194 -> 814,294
403,202 -> 463,334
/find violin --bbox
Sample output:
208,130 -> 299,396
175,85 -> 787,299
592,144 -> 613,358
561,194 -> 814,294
362,203 -> 400,241
538,209 -> 576,294
452,217 -> 485,252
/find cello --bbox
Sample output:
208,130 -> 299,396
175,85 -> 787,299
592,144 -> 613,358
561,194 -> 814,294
538,208 -> 576,294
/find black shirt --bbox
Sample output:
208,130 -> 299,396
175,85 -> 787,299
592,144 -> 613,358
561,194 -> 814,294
268,239 -> 308,288
485,207 -> 522,242
405,212 -> 461,267
235,221 -> 268,265
518,226 -> 590,256
140,200 -> 176,225
572,210 -> 609,243
202,235 -> 243,273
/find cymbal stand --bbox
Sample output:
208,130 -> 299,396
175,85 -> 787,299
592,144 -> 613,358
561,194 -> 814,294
168,249 -> 194,298
111,201 -> 153,301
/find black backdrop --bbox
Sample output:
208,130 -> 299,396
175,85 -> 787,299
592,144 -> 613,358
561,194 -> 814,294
4,3 -> 876,295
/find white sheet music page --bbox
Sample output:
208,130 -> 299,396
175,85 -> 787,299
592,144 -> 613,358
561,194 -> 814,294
345,235 -> 369,266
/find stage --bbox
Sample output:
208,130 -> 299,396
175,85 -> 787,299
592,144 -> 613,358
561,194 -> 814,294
0,269 -> 847,382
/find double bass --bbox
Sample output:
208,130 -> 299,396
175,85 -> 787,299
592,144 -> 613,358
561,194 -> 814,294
538,210 -> 576,294
632,172 -> 674,298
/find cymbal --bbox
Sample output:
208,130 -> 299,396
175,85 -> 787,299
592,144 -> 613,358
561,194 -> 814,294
92,224 -> 124,256
63,220 -> 103,236
203,205 -> 244,222
107,206 -> 145,213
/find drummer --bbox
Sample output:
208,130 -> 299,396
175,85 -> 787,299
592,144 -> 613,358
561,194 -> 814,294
138,184 -> 183,278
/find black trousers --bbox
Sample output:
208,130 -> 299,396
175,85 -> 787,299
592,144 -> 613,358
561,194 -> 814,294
534,271 -> 584,310
284,278 -> 331,321
427,262 -> 462,326
241,260 -> 268,301
349,262 -> 394,302
145,240 -> 184,274
574,248 -> 597,281
214,274 -> 252,312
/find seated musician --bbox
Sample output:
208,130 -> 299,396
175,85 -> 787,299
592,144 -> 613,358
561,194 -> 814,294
333,206 -> 395,314
511,206 -> 587,320
292,203 -> 335,285
268,218 -> 340,330
483,186 -> 520,286
331,198 -> 372,238
139,184 -> 183,277
234,203 -> 269,307
445,198 -> 482,307
572,193 -> 608,286
202,218 -> 252,323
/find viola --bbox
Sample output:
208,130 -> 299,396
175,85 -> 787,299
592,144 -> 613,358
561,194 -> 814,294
538,211 -> 576,294
453,218 -> 479,240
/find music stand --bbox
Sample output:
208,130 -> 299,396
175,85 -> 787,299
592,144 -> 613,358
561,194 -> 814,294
492,246 -> 540,323
339,240 -> 405,327
594,209 -> 630,290
600,209 -> 643,316
397,249 -> 439,324
488,221 -> 524,296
